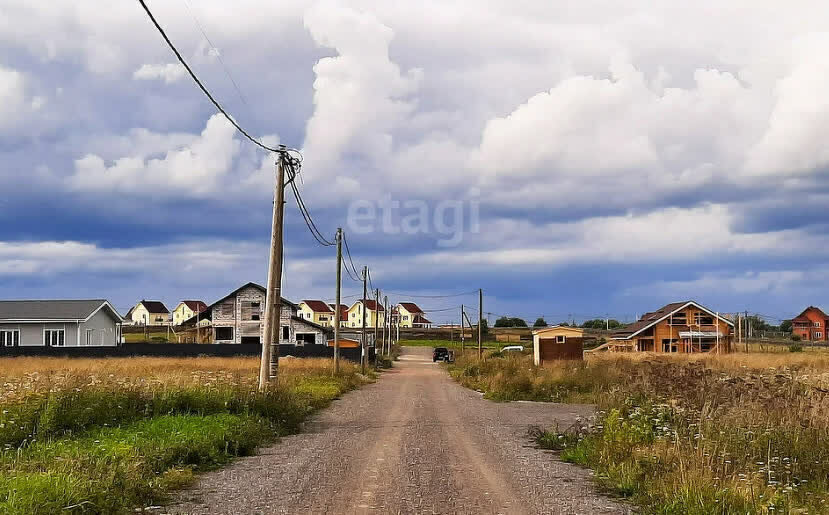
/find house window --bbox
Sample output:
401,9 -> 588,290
282,326 -> 290,340
403,316 -> 409,321
816,332 -> 823,339
814,322 -> 821,327
85,329 -> 95,346
0,329 -> 19,347
556,335 -> 566,343
662,339 -> 678,352
693,313 -> 714,325
670,312 -> 687,325
251,314 -> 260,321
252,302 -> 260,308
215,327 -> 234,341
45,329 -> 65,347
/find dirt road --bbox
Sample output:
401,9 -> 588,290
169,347 -> 627,514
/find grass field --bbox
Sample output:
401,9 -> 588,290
0,356 -> 371,514
448,350 -> 829,513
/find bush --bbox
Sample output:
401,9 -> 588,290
791,334 -> 802,342
789,343 -> 804,352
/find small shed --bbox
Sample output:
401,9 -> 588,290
532,326 -> 585,365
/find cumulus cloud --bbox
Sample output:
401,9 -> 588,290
65,114 -> 280,197
133,63 -> 186,83
0,65 -> 41,131
302,1 -> 422,180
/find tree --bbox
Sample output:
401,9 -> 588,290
494,316 -> 512,327
479,319 -> 489,334
533,317 -> 547,327
780,320 -> 792,333
494,316 -> 528,328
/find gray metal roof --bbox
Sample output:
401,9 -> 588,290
0,300 -> 121,321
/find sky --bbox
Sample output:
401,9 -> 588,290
2,1 -> 829,325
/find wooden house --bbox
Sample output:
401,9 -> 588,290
610,301 -> 733,353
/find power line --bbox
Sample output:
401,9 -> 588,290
179,0 -> 250,109
384,289 -> 479,299
136,0 -> 289,154
341,233 -> 363,281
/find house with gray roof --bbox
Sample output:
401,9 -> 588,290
0,300 -> 123,348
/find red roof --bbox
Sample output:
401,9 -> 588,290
182,300 -> 207,313
794,306 -> 829,321
329,303 -> 349,319
399,302 -> 424,314
412,314 -> 432,324
302,300 -> 334,313
357,299 -> 385,311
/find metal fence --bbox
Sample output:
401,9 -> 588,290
0,343 -> 372,362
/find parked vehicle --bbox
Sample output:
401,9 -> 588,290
433,347 -> 451,362
501,345 -> 524,353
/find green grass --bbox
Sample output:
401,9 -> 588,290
0,360 -> 370,514
450,352 -> 829,513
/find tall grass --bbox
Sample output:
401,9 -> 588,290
0,356 -> 371,513
449,351 -> 829,513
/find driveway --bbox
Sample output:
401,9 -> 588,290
169,346 -> 628,514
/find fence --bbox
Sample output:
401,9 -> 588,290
0,343 -> 373,362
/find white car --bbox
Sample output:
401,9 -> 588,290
501,345 -> 525,353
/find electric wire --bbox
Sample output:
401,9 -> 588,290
136,0 -> 292,154
383,289 -> 479,299
179,0 -> 250,109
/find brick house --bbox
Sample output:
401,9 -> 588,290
791,306 -> 829,341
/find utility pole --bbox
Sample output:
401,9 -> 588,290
478,288 -> 483,359
383,295 -> 389,355
333,228 -> 343,374
361,266 -> 368,374
461,305 -> 465,351
259,152 -> 286,390
374,288 -> 380,363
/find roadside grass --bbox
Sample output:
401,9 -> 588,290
449,351 -> 829,513
0,356 -> 371,514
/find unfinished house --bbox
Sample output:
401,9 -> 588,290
183,282 -> 328,345
610,301 -> 733,353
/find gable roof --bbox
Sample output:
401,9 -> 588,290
412,313 -> 432,324
399,302 -> 424,314
179,282 -> 297,326
0,300 -> 123,323
793,306 -> 829,322
350,299 -> 385,311
180,300 -> 207,313
301,300 -> 334,313
139,300 -> 169,314
612,300 -> 734,340
290,315 -> 331,333
329,303 -> 349,320
532,325 -> 585,336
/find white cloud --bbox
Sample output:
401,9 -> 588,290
302,1 -> 422,178
0,65 -> 32,131
133,63 -> 186,83
65,114 -> 280,197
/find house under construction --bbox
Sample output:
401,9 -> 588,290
609,300 -> 733,353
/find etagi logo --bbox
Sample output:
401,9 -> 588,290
346,190 -> 480,247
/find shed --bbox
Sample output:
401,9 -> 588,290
532,326 -> 585,365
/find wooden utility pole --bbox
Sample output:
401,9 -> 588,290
361,266 -> 368,374
333,228 -> 343,374
478,289 -> 483,359
259,153 -> 286,390
383,295 -> 389,355
461,305 -> 465,351
374,288 -> 380,363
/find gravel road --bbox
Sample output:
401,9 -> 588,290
168,347 -> 628,514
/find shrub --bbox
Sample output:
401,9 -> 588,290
791,334 -> 802,341
789,343 -> 804,352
